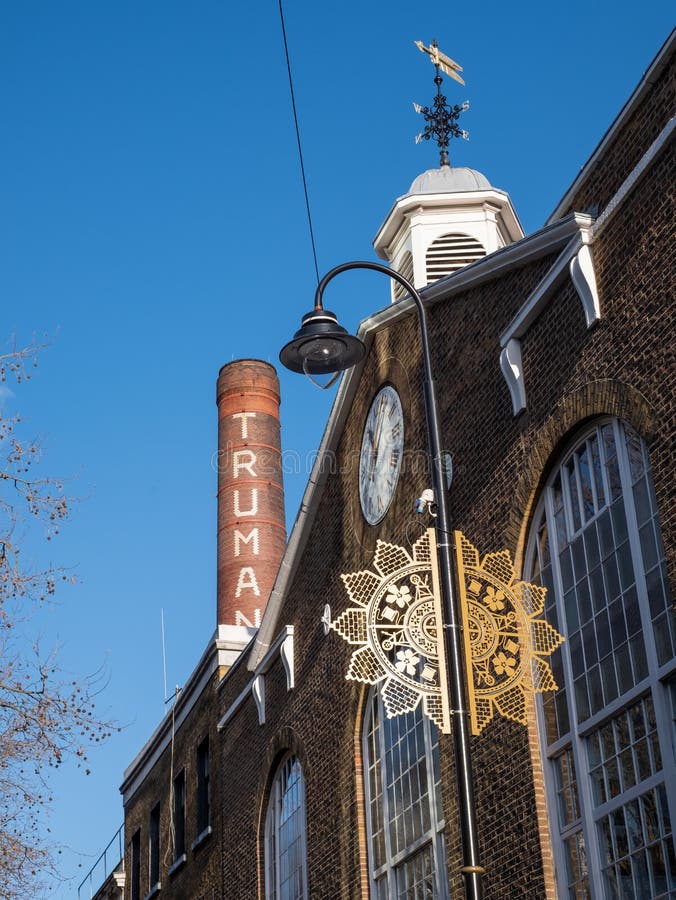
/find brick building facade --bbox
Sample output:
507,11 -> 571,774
95,30 -> 675,900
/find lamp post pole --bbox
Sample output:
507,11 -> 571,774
282,261 -> 484,900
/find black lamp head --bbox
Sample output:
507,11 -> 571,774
279,308 -> 366,375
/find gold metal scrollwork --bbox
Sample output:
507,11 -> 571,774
454,531 -> 564,735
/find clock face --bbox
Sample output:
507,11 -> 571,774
359,385 -> 404,525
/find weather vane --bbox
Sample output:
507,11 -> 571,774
414,40 -> 470,167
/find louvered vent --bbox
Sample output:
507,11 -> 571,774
392,252 -> 414,301
425,233 -> 485,283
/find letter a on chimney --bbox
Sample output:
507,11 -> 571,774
235,567 -> 261,597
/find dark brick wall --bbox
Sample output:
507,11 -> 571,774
120,46 -> 674,900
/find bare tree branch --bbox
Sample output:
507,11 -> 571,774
0,339 -> 117,897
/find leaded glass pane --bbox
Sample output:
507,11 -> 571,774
591,434 -> 605,510
578,444 -> 595,523
602,424 -> 622,501
555,748 -> 581,827
552,427 -> 659,722
598,785 -> 675,899
568,460 -> 583,532
564,830 -> 590,898
375,876 -> 389,900
396,843 -> 435,899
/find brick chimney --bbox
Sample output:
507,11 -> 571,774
216,360 -> 286,629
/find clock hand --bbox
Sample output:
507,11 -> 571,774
369,397 -> 387,481
368,448 -> 378,483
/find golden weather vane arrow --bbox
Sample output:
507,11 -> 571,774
414,39 -> 465,85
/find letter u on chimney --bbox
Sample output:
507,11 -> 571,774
234,488 -> 258,517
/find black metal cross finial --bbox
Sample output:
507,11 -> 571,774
414,40 -> 469,167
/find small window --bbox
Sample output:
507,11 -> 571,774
265,754 -> 308,900
196,737 -> 210,835
149,802 -> 160,890
130,829 -> 141,900
173,769 -> 186,859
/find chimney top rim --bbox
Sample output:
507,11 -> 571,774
218,358 -> 278,379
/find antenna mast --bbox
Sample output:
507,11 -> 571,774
161,608 -> 168,705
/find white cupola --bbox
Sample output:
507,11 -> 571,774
373,164 -> 524,302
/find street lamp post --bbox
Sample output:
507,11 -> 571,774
280,260 -> 484,900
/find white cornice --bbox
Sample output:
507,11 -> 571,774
499,227 -> 593,344
366,213 -> 594,331
373,187 -> 524,259
498,227 -> 600,415
495,108 -> 675,416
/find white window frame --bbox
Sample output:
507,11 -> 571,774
362,686 -> 449,899
264,753 -> 309,900
526,418 -> 676,898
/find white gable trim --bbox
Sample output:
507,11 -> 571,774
592,115 -> 675,238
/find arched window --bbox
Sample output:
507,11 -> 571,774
265,754 -> 308,900
526,419 -> 676,898
363,687 -> 449,898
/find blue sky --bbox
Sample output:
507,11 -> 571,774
1,2 -> 673,896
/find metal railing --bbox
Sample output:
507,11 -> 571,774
77,824 -> 124,899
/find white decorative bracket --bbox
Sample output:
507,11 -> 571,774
280,631 -> 295,690
499,338 -> 526,416
217,625 -> 294,732
499,223 -> 599,415
252,674 -> 265,725
569,243 -> 600,328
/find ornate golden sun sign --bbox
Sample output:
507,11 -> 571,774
454,532 -> 564,735
330,530 -> 564,736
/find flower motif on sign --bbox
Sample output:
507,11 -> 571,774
484,586 -> 505,611
492,651 -> 516,678
330,531 -> 450,732
386,583 -> 411,609
455,532 -> 565,735
395,648 -> 420,676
